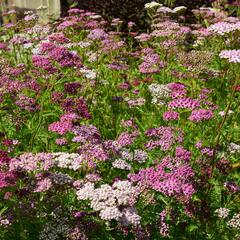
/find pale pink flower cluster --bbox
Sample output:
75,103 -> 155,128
34,178 -> 52,192
9,153 -> 53,172
219,50 -> 240,63
10,152 -> 86,172
159,210 -> 169,237
127,97 -> 146,107
208,21 -> 240,35
76,180 -> 141,225
112,159 -> 132,170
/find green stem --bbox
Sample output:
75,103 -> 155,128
210,72 -> 239,177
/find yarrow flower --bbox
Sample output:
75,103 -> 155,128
188,109 -> 214,122
168,98 -> 200,110
9,153 -> 53,173
128,155 -> 195,202
227,213 -> 240,229
87,28 -> 108,40
112,159 -> 132,170
219,110 -> 234,116
34,178 -> 52,192
148,83 -> 170,105
55,138 -> 68,145
127,98 -> 146,107
135,33 -> 151,42
72,125 -> 101,144
157,6 -> 187,15
163,110 -> 179,121
208,21 -> 240,35
145,1 -> 162,9
219,50 -> 240,63
138,62 -> 160,74
215,208 -> 230,219
159,210 -> 169,237
76,180 -> 141,225
228,142 -> 240,154
224,182 -> 240,192
145,126 -> 184,151
15,95 -> 39,112
48,113 -> 79,135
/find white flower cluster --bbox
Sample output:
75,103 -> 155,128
52,152 -> 83,170
112,159 -> 132,170
27,24 -> 51,36
133,150 -> 148,163
227,213 -> 240,230
148,83 -> 170,105
121,149 -> 148,163
39,218 -> 70,240
86,50 -> 101,62
0,218 -> 10,227
80,68 -> 97,79
218,110 -> 234,116
76,180 -> 141,225
145,1 -> 162,9
208,21 -> 240,35
228,143 -> 240,154
64,41 -> 91,49
215,208 -> 230,219
157,6 -> 187,15
120,207 -> 142,226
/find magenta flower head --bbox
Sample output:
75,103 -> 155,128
168,98 -> 200,110
0,42 -> 8,50
163,110 -> 179,121
188,109 -> 214,122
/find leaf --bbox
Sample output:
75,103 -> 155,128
0,206 -> 8,216
187,224 -> 199,232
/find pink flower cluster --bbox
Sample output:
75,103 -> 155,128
72,125 -> 101,144
0,151 -> 16,189
10,152 -> 53,172
175,146 -> 191,161
15,95 -> 39,112
188,109 -> 214,122
167,82 -> 187,99
128,155 -> 195,202
79,143 -> 109,167
117,131 -> 139,147
32,55 -> 56,73
34,178 -> 52,192
145,126 -> 184,151
163,110 -> 179,121
87,28 -> 108,40
48,113 -> 79,135
168,98 -> 200,109
0,172 -> 16,189
139,50 -> 165,74
159,210 -> 169,237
